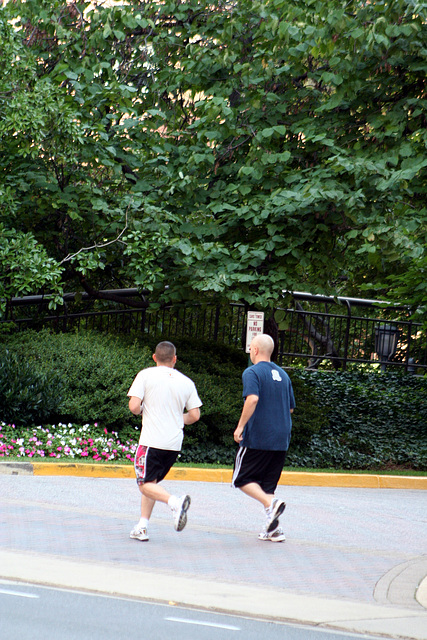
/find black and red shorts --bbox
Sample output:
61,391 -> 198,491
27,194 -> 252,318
134,444 -> 179,485
232,447 -> 287,494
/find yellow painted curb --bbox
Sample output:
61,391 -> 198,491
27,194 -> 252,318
279,471 -> 427,490
29,463 -> 427,490
377,475 -> 427,490
167,467 -> 233,483
32,462 -> 134,478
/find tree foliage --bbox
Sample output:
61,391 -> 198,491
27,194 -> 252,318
1,0 -> 426,318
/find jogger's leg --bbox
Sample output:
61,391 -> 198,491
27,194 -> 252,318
238,482 -> 274,509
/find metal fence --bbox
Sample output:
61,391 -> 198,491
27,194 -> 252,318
277,300 -> 426,372
2,289 -> 426,372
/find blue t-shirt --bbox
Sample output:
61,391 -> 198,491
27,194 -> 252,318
241,361 -> 295,451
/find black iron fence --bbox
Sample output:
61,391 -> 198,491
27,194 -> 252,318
2,289 -> 426,372
277,301 -> 426,372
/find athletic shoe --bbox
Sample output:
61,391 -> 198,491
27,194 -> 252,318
258,526 -> 286,542
266,498 -> 286,533
129,525 -> 149,541
173,494 -> 191,531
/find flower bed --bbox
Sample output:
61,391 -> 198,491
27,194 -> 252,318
0,422 -> 137,462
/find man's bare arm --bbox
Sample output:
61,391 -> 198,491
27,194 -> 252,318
184,407 -> 200,425
234,394 -> 259,443
128,396 -> 142,415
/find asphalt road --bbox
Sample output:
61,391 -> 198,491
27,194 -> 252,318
0,581 -> 386,640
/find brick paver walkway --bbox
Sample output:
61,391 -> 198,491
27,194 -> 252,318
1,476 -> 426,607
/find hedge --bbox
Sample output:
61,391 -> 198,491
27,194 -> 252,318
0,329 -> 426,470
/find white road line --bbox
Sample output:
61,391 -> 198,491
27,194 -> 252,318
0,588 -> 39,599
165,616 -> 240,631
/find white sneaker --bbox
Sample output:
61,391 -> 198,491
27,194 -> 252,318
265,498 -> 286,533
129,525 -> 149,541
258,526 -> 286,543
173,494 -> 191,531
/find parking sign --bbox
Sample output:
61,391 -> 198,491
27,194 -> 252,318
245,311 -> 265,352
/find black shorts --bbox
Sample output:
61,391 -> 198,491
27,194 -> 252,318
232,447 -> 287,494
134,444 -> 179,485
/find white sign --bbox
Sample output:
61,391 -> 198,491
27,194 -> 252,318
246,311 -> 265,353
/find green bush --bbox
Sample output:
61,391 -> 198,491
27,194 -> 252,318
286,369 -> 427,470
2,330 -> 425,470
179,443 -> 237,466
0,347 -> 61,426
1,331 -> 324,450
287,371 -> 329,449
1,330 -> 152,431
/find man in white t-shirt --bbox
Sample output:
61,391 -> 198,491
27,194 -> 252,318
127,341 -> 202,542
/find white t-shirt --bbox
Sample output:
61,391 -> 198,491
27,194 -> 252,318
127,366 -> 202,451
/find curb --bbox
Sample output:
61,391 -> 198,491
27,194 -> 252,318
0,461 -> 426,489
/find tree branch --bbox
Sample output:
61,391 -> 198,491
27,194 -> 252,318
59,207 -> 130,266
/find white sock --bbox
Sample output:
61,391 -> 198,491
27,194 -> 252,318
138,518 -> 149,529
266,498 -> 275,514
168,495 -> 179,511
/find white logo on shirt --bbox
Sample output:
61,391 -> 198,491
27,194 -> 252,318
272,370 -> 282,382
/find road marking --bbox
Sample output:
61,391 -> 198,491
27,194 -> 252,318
0,588 -> 39,599
165,616 -> 240,631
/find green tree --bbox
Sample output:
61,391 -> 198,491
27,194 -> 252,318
1,1 -> 426,320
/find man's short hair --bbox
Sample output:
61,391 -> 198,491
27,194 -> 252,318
155,341 -> 176,363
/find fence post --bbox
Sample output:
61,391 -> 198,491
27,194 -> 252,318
213,305 -> 221,342
140,309 -> 146,334
342,299 -> 351,370
405,321 -> 413,373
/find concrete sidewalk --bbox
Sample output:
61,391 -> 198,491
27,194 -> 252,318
0,468 -> 426,639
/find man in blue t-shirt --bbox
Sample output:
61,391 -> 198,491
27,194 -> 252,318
232,334 -> 295,542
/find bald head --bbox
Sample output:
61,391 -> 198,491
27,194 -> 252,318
250,334 -> 274,362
